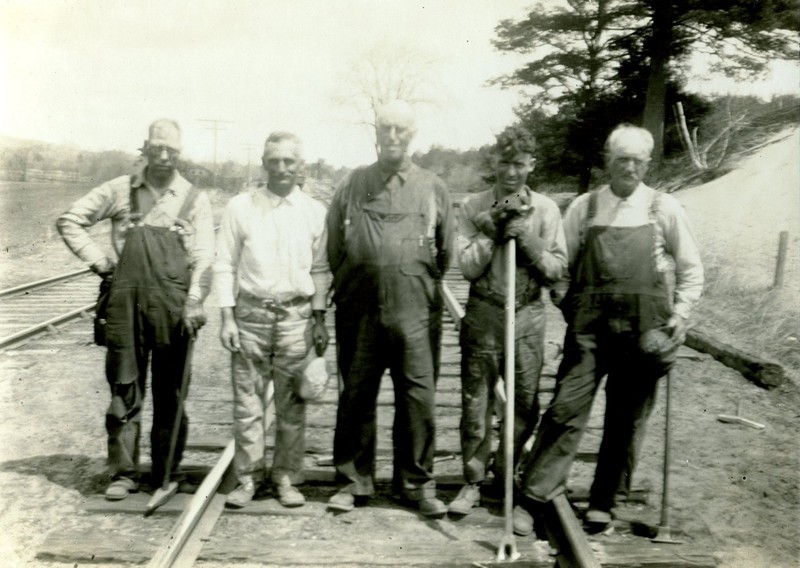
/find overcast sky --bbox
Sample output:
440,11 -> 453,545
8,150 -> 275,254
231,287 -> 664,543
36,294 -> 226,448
1,0 -> 798,169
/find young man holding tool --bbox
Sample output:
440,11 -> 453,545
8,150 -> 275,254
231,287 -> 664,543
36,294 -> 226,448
515,124 -> 703,535
215,131 -> 330,509
451,126 -> 567,518
57,119 -> 214,501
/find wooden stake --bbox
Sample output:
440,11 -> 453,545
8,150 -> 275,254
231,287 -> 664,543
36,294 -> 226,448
773,231 -> 789,289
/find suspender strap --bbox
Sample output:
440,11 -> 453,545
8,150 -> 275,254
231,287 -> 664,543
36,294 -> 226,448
177,186 -> 201,222
648,190 -> 661,223
129,179 -> 141,220
128,178 -> 200,222
578,189 -> 600,251
587,189 -> 599,222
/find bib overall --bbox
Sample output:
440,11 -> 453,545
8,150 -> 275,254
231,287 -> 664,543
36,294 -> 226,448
333,166 -> 443,500
103,187 -> 196,484
521,191 -> 671,511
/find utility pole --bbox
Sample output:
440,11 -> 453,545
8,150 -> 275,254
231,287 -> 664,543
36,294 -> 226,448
198,118 -> 233,188
242,144 -> 258,185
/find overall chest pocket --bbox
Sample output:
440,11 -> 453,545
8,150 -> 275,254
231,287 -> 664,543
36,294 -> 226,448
380,211 -> 431,276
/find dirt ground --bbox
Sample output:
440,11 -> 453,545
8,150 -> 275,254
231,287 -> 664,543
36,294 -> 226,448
0,131 -> 798,567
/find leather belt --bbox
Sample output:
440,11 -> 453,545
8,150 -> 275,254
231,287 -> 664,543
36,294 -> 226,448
238,290 -> 310,312
469,287 -> 541,311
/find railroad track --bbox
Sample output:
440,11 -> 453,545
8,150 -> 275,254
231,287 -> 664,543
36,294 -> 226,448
0,268 -> 97,350
23,269 -> 716,567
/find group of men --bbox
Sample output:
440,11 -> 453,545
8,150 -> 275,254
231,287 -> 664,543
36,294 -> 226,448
58,101 -> 702,534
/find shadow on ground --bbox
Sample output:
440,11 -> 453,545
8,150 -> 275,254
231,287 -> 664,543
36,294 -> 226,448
0,454 -> 107,495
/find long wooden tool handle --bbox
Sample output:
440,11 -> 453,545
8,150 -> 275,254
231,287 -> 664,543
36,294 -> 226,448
162,338 -> 195,490
659,369 -> 672,528
503,238 -> 516,538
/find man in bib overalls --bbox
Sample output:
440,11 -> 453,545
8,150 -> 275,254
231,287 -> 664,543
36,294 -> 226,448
325,100 -> 455,517
514,124 -> 703,535
57,120 -> 214,500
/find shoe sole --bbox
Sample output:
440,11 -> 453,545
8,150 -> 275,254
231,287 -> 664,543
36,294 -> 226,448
279,500 -> 305,508
225,499 -> 251,509
421,509 -> 447,519
447,505 -> 474,516
104,492 -> 131,501
105,485 -> 138,501
327,502 -> 354,512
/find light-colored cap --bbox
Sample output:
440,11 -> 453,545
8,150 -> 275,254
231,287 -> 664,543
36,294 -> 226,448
148,119 -> 182,151
639,328 -> 678,365
297,353 -> 329,401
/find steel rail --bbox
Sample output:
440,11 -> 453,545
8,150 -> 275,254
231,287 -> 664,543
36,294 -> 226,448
0,268 -> 93,298
550,494 -> 603,568
147,382 -> 276,568
0,302 -> 95,350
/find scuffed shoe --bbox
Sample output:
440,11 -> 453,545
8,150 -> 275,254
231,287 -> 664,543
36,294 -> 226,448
105,476 -> 138,501
226,480 -> 256,509
417,497 -> 448,519
277,484 -> 305,508
448,483 -> 481,516
584,508 -> 612,532
327,490 -> 355,512
513,504 -> 534,536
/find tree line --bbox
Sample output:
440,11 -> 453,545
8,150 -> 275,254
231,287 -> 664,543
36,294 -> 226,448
490,0 -> 799,192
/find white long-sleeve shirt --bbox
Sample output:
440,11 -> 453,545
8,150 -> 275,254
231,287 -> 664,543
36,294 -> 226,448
563,183 -> 704,319
214,184 -> 331,310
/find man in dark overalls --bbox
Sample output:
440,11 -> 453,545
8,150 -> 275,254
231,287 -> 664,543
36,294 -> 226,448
57,120 -> 214,500
325,100 -> 455,517
514,124 -> 704,535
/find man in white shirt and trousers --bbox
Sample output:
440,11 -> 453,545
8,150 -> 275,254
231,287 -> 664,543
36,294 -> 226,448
214,131 -> 331,508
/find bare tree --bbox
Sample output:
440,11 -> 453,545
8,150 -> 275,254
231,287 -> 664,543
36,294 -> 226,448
333,41 -> 445,157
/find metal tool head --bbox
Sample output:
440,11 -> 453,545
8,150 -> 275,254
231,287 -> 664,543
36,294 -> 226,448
496,534 -> 521,561
651,525 -> 684,545
145,480 -> 179,517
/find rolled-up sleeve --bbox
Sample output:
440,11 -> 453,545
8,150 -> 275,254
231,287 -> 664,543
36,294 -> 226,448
56,178 -> 122,268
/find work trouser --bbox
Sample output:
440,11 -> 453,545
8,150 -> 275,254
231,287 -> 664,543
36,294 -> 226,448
519,220 -> 672,511
231,295 -> 312,487
518,321 -> 664,510
459,295 -> 545,485
333,301 -> 440,500
104,224 -> 192,485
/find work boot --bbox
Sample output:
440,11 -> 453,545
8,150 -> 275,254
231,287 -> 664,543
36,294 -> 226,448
514,498 -> 550,541
513,505 -> 534,536
327,490 -> 355,512
584,508 -> 612,533
105,476 -> 138,501
417,497 -> 448,519
448,483 -> 481,516
226,480 -> 256,509
276,484 -> 305,508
